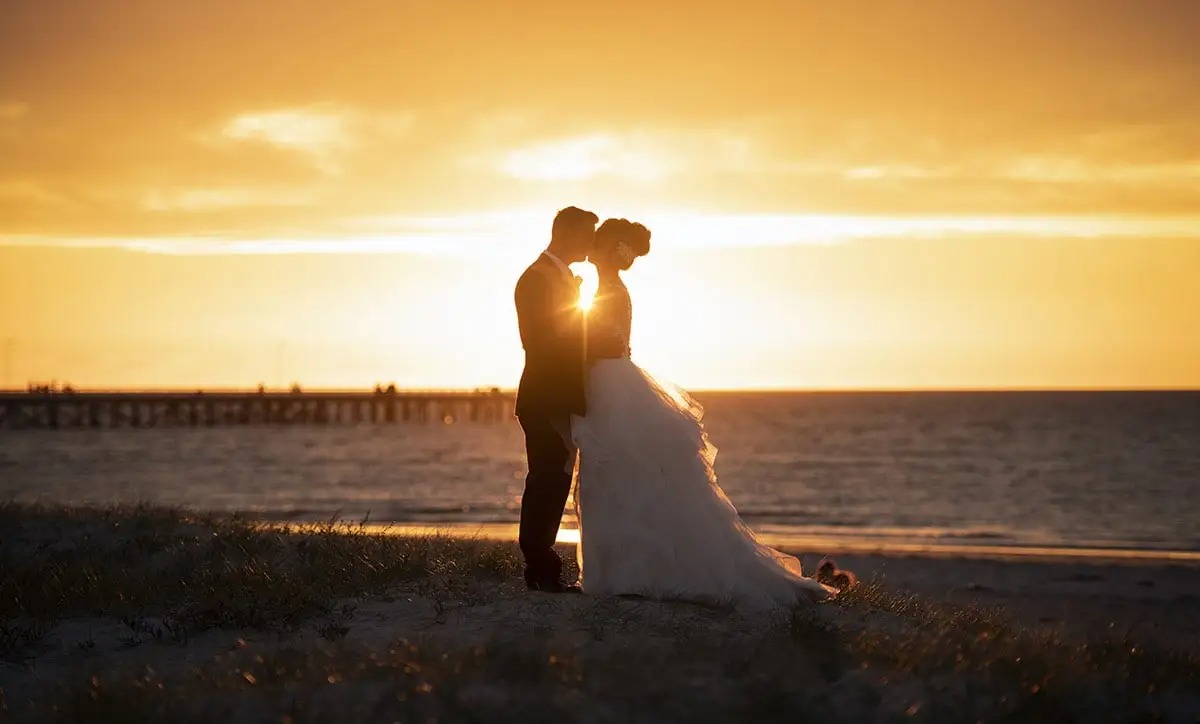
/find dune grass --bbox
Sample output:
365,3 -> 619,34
0,502 -> 523,639
0,503 -> 1197,723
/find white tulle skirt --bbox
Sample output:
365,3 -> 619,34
571,358 -> 835,610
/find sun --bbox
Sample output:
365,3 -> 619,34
576,267 -> 598,311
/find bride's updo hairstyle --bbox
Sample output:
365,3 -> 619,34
595,218 -> 651,271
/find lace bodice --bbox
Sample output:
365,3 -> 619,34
590,276 -> 632,355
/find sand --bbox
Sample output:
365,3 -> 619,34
1,507 -> 1197,722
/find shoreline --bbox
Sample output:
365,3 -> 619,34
264,520 -> 1200,567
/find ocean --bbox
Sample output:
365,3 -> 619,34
2,391 -> 1197,554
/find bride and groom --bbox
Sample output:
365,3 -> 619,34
514,206 -> 837,610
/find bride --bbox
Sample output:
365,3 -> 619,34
571,218 -> 836,610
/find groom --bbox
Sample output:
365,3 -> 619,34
513,206 -> 605,592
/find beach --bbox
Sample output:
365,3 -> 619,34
1,504 -> 1197,723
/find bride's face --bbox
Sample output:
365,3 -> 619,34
590,244 -> 634,272
588,243 -> 613,270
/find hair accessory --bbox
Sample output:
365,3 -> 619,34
616,241 -> 636,265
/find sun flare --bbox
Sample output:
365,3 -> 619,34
576,268 -> 599,312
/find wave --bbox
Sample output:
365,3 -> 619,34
240,507 -> 1197,552
931,530 -> 1012,541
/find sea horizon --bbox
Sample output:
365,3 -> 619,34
6,385 -> 1199,394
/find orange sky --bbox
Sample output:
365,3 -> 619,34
1,0 -> 1198,389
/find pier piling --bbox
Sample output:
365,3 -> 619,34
0,389 -> 513,430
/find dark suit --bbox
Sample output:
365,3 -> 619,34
514,254 -> 587,587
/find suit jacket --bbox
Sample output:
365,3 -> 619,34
514,254 -> 587,418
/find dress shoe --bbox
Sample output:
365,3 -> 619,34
527,579 -> 582,594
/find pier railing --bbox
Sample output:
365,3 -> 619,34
0,389 -> 515,430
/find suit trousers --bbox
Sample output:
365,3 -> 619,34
517,412 -> 577,586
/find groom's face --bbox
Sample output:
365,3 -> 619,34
566,225 -> 596,264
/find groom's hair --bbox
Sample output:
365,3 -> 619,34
552,206 -> 599,239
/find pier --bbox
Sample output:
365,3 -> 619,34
0,388 -> 514,430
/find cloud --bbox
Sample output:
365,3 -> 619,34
201,107 -> 415,175
0,101 -> 28,120
221,109 -> 350,152
6,211 -> 1198,258
492,128 -> 807,183
0,180 -> 64,204
842,166 -> 945,180
205,108 -> 354,174
1,1 -> 1198,241
140,187 -> 318,212
500,134 -> 669,181
1001,156 -> 1200,184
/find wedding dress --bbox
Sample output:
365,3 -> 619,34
571,275 -> 835,610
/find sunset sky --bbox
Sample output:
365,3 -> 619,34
1,0 -> 1198,389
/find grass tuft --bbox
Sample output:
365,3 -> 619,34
0,502 -> 522,639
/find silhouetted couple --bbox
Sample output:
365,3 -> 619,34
513,206 -> 834,609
